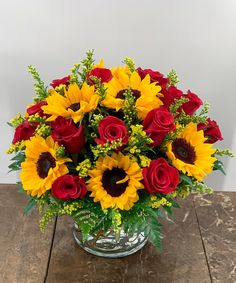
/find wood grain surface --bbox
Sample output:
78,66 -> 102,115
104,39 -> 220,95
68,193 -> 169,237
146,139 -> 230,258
0,185 -> 55,283
1,185 -> 236,283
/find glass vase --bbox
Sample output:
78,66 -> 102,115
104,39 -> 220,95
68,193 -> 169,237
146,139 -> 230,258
73,223 -> 148,258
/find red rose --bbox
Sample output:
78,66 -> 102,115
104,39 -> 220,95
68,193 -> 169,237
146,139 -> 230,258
180,90 -> 203,115
143,107 -> 176,146
137,67 -> 168,87
160,86 -> 183,109
95,116 -> 128,145
87,68 -> 113,84
143,158 -> 179,194
51,117 -> 85,154
27,101 -> 47,117
198,118 -> 223,143
52,175 -> 87,200
50,75 -> 70,88
12,121 -> 35,144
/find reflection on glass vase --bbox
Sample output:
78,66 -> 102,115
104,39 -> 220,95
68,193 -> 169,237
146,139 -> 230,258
73,223 -> 148,258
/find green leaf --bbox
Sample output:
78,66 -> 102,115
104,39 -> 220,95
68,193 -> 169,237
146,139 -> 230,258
17,182 -> 24,193
145,206 -> 158,219
179,174 -> 194,188
147,217 -> 162,250
213,160 -> 226,175
74,209 -> 102,242
24,198 -> 36,215
8,152 -> 25,172
10,152 -> 25,162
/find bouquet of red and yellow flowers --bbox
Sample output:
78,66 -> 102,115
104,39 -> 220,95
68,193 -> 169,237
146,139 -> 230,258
7,50 -> 233,252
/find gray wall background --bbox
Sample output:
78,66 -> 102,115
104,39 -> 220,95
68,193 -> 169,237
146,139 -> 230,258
0,0 -> 235,190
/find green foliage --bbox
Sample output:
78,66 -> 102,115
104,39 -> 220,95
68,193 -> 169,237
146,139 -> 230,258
91,139 -> 122,158
56,145 -> 66,158
28,65 -> 48,102
74,210 -> 99,242
199,101 -> 210,117
70,63 -> 81,85
213,159 -> 226,175
122,57 -> 136,72
8,113 -> 24,128
169,97 -> 189,117
24,197 -> 37,215
121,193 -> 163,249
122,88 -> 138,126
168,69 -> 179,86
175,101 -> 209,126
17,182 -> 25,193
8,152 -> 25,172
215,148 -> 234,157
79,49 -> 95,82
192,182 -> 213,194
146,217 -> 162,249
39,203 -> 59,231
170,99 -> 209,126
27,114 -> 47,123
125,124 -> 153,155
179,173 -> 195,188
73,202 -> 106,242
35,124 -> 51,138
89,76 -> 107,100
90,113 -> 104,133
177,110 -> 208,125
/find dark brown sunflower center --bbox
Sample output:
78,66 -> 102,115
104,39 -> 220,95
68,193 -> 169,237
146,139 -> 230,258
116,89 -> 141,99
172,138 -> 196,164
102,168 -> 128,197
68,103 -> 80,112
36,152 -> 56,179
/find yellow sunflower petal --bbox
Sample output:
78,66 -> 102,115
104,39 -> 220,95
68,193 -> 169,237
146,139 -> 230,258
20,136 -> 70,197
87,152 -> 143,210
167,122 -> 216,181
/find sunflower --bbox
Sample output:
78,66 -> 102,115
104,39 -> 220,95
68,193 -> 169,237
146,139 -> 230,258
20,135 -> 71,197
102,69 -> 163,119
166,122 -> 216,181
42,83 -> 99,123
87,152 -> 144,210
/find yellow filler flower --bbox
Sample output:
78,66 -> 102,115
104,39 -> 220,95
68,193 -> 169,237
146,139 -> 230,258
20,136 -> 71,197
87,152 -> 143,210
42,83 -> 99,123
166,122 -> 216,181
102,69 -> 163,119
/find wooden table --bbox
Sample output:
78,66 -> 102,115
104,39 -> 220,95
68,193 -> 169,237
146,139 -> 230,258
0,185 -> 235,283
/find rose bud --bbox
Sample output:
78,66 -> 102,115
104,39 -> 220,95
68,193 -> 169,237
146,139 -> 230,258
12,121 -> 35,144
95,116 -> 128,146
87,68 -> 113,85
137,67 -> 169,87
50,75 -> 70,88
52,175 -> 87,201
198,118 -> 223,143
51,116 -> 85,154
180,90 -> 203,116
143,107 -> 176,146
27,101 -> 48,117
142,158 -> 179,194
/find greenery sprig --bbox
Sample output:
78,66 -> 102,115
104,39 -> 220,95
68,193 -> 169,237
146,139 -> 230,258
123,57 -> 136,72
28,65 -> 48,102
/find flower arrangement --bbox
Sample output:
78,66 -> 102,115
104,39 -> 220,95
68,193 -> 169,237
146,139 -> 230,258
7,50 -> 233,251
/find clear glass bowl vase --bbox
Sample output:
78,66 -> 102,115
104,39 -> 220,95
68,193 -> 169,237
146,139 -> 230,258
73,223 -> 148,258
